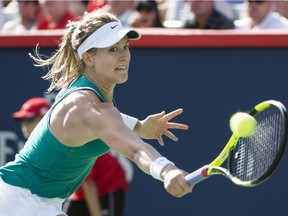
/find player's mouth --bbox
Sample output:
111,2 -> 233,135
116,65 -> 128,70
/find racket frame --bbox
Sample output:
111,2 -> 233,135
185,100 -> 288,187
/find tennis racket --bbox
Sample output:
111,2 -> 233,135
185,100 -> 288,187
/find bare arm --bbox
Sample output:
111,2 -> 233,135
90,102 -> 193,197
50,91 -> 193,197
82,180 -> 102,216
97,110 -> 192,197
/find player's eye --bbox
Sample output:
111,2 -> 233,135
110,47 -> 118,52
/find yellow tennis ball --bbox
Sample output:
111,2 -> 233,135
229,112 -> 257,137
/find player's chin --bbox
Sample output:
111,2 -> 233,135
116,72 -> 129,83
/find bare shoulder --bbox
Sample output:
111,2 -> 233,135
57,90 -> 113,114
50,89 -> 121,147
73,90 -> 119,119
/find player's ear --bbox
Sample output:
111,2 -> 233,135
82,52 -> 94,66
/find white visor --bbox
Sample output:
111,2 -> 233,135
77,21 -> 141,59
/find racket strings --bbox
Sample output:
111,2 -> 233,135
229,106 -> 285,183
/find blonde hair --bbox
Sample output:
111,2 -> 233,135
29,10 -> 119,92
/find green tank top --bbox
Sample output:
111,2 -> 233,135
0,75 -> 110,199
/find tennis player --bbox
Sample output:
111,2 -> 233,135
0,10 -> 192,216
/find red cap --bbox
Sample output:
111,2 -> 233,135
12,97 -> 51,120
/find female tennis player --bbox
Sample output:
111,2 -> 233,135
0,10 -> 193,216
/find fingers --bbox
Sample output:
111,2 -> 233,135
170,183 -> 191,198
150,111 -> 165,120
164,130 -> 178,142
162,109 -> 188,130
167,122 -> 189,130
157,136 -> 165,146
174,175 -> 193,197
162,108 -> 183,121
151,108 -> 184,122
164,171 -> 194,198
141,108 -> 187,142
157,130 -> 178,145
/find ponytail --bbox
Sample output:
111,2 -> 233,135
29,21 -> 83,92
29,10 -> 119,92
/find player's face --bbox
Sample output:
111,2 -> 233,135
91,36 -> 131,85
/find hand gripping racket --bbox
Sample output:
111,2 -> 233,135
185,100 -> 288,187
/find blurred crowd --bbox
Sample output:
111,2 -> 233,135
1,0 -> 288,32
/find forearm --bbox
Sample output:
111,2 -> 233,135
108,127 -> 192,197
111,130 -> 174,179
98,110 -> 191,196
82,181 -> 102,216
130,142 -> 162,175
130,142 -> 192,197
129,141 -> 176,181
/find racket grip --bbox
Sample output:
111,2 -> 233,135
185,165 -> 209,186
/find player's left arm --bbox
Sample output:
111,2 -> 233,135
123,108 -> 189,146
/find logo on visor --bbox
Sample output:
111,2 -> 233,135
111,24 -> 118,29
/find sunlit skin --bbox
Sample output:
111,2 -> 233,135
83,36 -> 131,103
49,36 -> 193,198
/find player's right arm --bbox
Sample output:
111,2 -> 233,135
94,106 -> 192,197
50,90 -> 193,197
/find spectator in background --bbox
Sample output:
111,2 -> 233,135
129,0 -> 164,28
37,0 -> 77,30
12,97 -> 51,139
69,0 -> 108,17
0,0 -> 4,29
86,0 -> 107,12
182,0 -> 235,29
214,0 -> 236,20
235,0 -> 288,29
163,0 -> 189,28
1,0 -> 41,32
69,0 -> 89,17
101,0 -> 135,27
1,0 -> 20,29
275,1 -> 288,19
165,0 -> 187,22
64,150 -> 133,216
